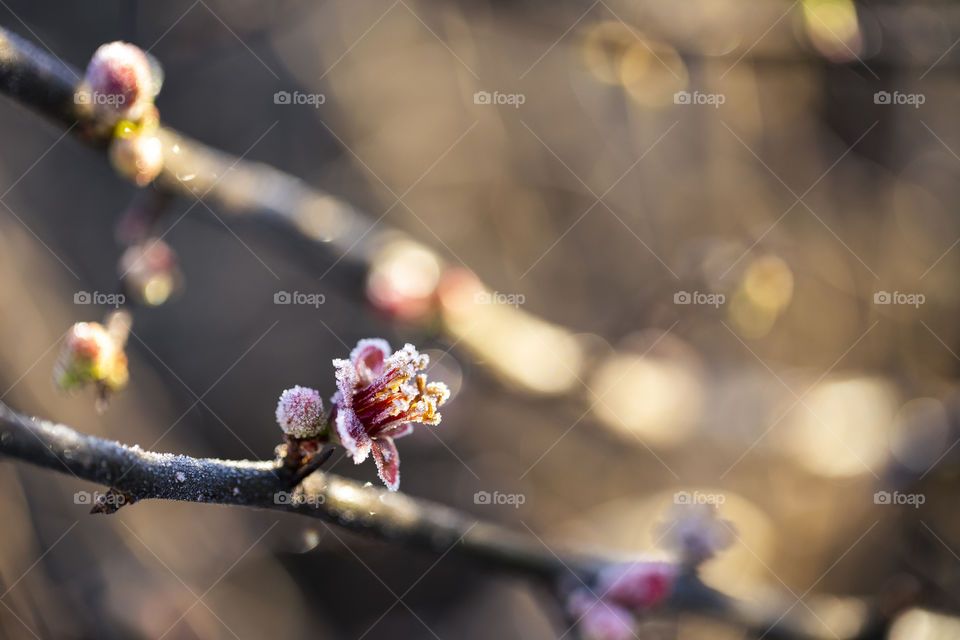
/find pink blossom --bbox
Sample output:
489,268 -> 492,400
275,386 -> 324,438
597,561 -> 676,611
332,339 -> 449,491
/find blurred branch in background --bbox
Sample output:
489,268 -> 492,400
0,22 -> 586,400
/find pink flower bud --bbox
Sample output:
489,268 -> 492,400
596,561 -> 676,611
109,130 -> 163,186
276,386 -> 325,438
83,42 -> 153,121
119,238 -> 182,306
55,321 -> 129,393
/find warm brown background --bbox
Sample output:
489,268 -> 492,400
1,1 -> 959,638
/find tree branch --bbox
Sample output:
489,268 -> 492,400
0,402 -> 886,639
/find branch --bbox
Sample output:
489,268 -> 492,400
0,25 -> 381,265
0,402 -> 886,639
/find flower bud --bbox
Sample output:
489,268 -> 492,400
119,238 -> 182,306
276,386 -> 325,438
596,561 -> 676,611
83,42 -> 154,122
55,321 -> 128,392
110,126 -> 163,186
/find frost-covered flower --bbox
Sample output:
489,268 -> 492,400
275,386 -> 325,438
332,339 -> 449,491
597,561 -> 676,611
82,42 -> 154,122
658,502 -> 735,566
567,590 -> 636,640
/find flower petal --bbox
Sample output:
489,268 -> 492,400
389,422 -> 415,439
350,338 -> 392,385
371,436 -> 400,491
335,409 -> 371,463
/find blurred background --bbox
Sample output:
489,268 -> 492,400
2,0 -> 960,638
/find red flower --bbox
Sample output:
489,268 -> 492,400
332,339 -> 449,491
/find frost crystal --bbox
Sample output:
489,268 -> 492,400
332,339 -> 450,491
275,386 -> 324,438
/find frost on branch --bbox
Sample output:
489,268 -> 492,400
275,339 -> 450,491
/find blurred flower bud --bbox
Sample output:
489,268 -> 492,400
55,320 -> 129,393
276,386 -> 325,438
366,239 -> 441,322
119,238 -> 182,306
657,502 -> 735,566
110,125 -> 163,186
82,42 -> 154,122
596,561 -> 676,611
